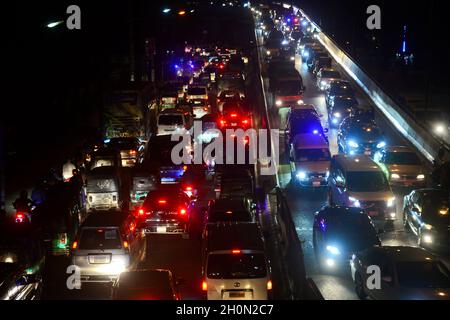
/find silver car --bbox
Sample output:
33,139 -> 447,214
351,246 -> 450,300
316,68 -> 341,91
71,212 -> 145,282
374,146 -> 427,187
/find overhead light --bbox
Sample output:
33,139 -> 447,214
47,20 -> 64,28
162,8 -> 171,13
178,10 -> 186,16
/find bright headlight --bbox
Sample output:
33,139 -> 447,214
348,140 -> 359,148
275,100 -> 282,106
423,234 -> 433,244
377,141 -> 386,149
326,245 -> 341,255
320,80 -> 327,86
290,56 -> 295,61
333,112 -> 342,118
424,224 -> 433,231
297,100 -> 304,105
387,197 -> 396,207
296,171 -> 307,180
266,50 -> 271,55
391,173 -> 400,179
417,174 -> 425,180
349,197 -> 361,207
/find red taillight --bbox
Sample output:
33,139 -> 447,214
219,64 -> 224,69
203,107 -> 209,112
123,241 -> 129,249
183,165 -> 188,171
130,150 -> 137,155
185,186 -> 193,191
219,119 -> 226,127
138,209 -> 145,216
72,241 -> 78,249
16,213 -> 24,219
242,119 -> 249,125
232,249 -> 241,254
179,208 -> 187,215
202,281 -> 208,291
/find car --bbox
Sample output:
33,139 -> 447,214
291,103 -> 322,119
203,198 -> 254,227
316,68 -> 342,91
289,133 -> 331,187
71,212 -> 145,282
105,137 -> 144,167
156,109 -> 191,136
202,222 -> 272,300
350,246 -> 450,300
85,166 -> 121,212
217,89 -> 243,113
285,110 -> 329,147
218,108 -> 252,131
374,146 -> 427,187
187,86 -> 208,101
313,206 -> 381,271
137,185 -> 192,235
328,96 -> 359,127
312,56 -> 332,75
325,80 -> 355,108
111,269 -> 181,300
329,155 -> 397,222
337,117 -> 385,157
403,189 -> 450,251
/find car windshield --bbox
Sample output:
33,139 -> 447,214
347,171 -> 390,192
207,253 -> 267,279
348,126 -> 382,141
326,214 -> 379,250
384,152 -> 422,165
295,148 -> 331,162
188,88 -> 206,95
396,261 -> 450,288
322,71 -> 341,79
158,115 -> 183,126
79,228 -> 122,250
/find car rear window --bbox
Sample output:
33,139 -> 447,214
79,228 -> 122,250
158,115 -> 183,126
207,253 -> 267,279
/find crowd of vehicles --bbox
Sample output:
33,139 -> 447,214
255,2 -> 450,300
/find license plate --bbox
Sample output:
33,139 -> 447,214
368,211 -> 379,217
231,123 -> 237,126
89,255 -> 110,264
312,181 -> 321,187
157,227 -> 167,233
229,292 -> 245,298
161,177 -> 175,182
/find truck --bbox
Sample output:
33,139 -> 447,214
102,84 -> 150,140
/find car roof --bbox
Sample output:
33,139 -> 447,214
81,212 -> 129,228
370,246 -> 438,262
318,206 -> 367,218
293,133 -> 328,148
333,154 -> 381,172
159,108 -> 183,114
206,222 -> 264,252
210,199 -> 248,211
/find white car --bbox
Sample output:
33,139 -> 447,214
156,109 -> 190,136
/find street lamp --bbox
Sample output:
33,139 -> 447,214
434,124 -> 446,135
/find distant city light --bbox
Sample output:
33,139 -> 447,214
178,10 -> 186,16
162,8 -> 171,14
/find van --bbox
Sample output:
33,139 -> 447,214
156,109 -> 190,136
289,133 -> 331,187
71,212 -> 145,282
328,154 -> 396,221
86,167 -> 121,212
202,222 -> 271,300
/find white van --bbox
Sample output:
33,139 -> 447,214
289,133 -> 331,187
328,154 -> 397,221
156,109 -> 189,136
202,222 -> 271,300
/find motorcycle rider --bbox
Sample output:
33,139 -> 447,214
13,190 -> 34,216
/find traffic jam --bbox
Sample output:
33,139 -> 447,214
1,1 -> 449,302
